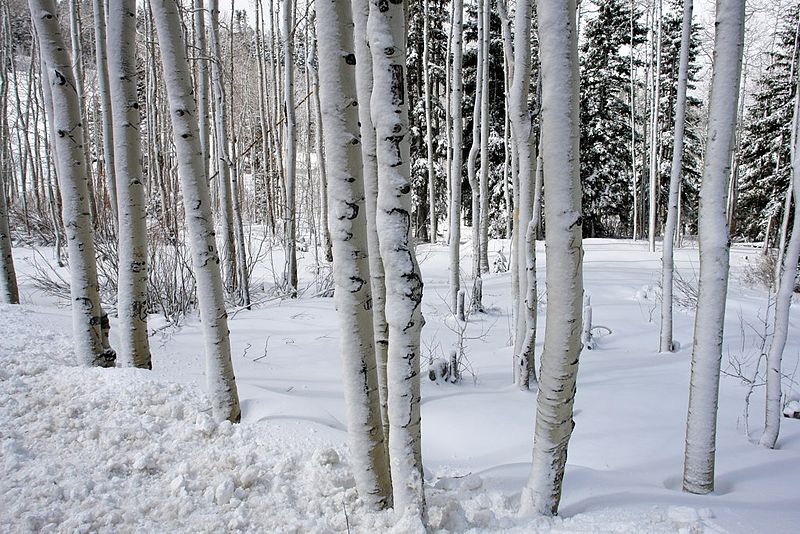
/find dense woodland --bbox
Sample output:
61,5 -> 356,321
1,0 -> 798,525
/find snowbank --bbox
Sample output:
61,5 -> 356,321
1,304 -> 720,533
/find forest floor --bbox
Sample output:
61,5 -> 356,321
2,237 -> 799,533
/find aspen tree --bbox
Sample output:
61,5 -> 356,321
307,25 -> 332,263
281,0 -> 299,296
648,0 -> 663,253
109,0 -> 151,369
367,0 -> 426,519
683,0 -> 745,495
353,0 -> 390,442
150,0 -> 241,423
67,0 -> 97,223
660,0 -> 693,354
207,0 -> 239,296
449,0 -> 465,315
92,0 -> 117,226
760,62 -> 800,449
466,0 -> 484,307
315,0 -> 392,508
522,0 -> 584,515
478,0 -> 491,274
0,25 -> 19,305
29,0 -> 114,367
194,0 -> 211,183
509,0 -> 538,388
423,0 -> 437,243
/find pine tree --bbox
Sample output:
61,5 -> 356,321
580,0 -> 645,237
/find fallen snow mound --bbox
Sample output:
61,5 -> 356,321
0,305 -> 716,533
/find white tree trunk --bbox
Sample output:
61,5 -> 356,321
648,0 -> 663,253
315,0 -> 392,507
478,0 -> 490,275
307,32 -> 332,263
660,0 -> 693,354
498,0 -> 514,241
631,0 -> 639,240
367,0 -> 426,519
281,0 -> 298,296
522,0 -> 584,516
92,0 -> 117,227
467,0 -> 483,295
510,0 -> 536,380
759,48 -> 800,449
108,0 -> 151,369
151,0 -> 241,423
448,0 -> 464,315
0,37 -> 19,305
193,0 -> 211,181
423,0 -> 436,243
207,0 -> 239,297
682,0 -> 745,495
29,0 -> 113,367
352,0 -> 390,450
0,175 -> 18,305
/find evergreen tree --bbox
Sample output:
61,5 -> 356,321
737,6 -> 800,241
580,0 -> 646,237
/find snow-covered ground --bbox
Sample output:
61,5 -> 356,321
2,238 -> 799,532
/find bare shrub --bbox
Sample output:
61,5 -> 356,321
741,251 -> 778,290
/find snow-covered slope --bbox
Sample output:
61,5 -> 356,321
2,239 -> 799,532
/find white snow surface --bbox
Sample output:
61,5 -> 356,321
3,238 -> 800,532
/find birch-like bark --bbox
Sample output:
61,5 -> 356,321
352,0 -> 390,448
67,0 -> 97,223
448,0 -> 464,315
444,5 -> 453,244
29,0 -> 112,367
759,47 -> 800,450
151,0 -> 241,423
631,0 -> 639,240
0,31 -> 18,304
315,0 -> 393,508
522,0 -> 584,516
648,0 -> 663,253
659,0 -> 693,354
518,138 -> 543,389
510,0 -> 536,377
281,0 -> 298,296
308,29 -> 332,263
682,0 -> 744,495
467,0 -> 484,291
207,0 -> 239,297
193,0 -> 211,181
109,0 -> 151,369
423,0 -> 436,243
478,0 -> 490,275
0,183 -> 17,303
498,0 -> 514,240
367,0 -> 425,519
92,0 -> 117,227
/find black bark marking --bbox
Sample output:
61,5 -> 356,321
385,134 -> 403,167
389,64 -> 404,105
377,0 -> 389,12
349,276 -> 366,293
344,53 -> 356,65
